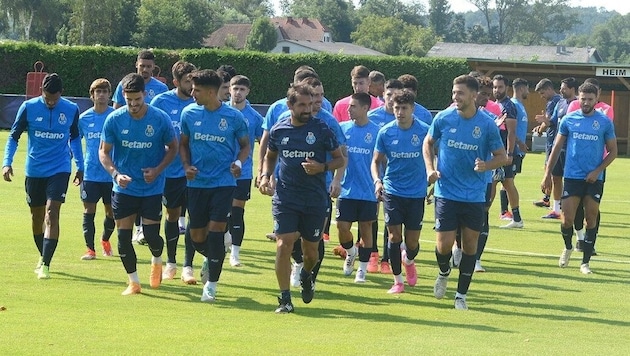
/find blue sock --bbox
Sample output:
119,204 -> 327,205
33,233 -> 44,255
389,241 -> 402,276
82,212 -> 96,250
117,229 -> 136,273
42,238 -> 58,267
102,216 -> 115,241
165,221 -> 179,264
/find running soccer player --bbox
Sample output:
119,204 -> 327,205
179,69 -> 250,303
3,73 -> 84,279
333,65 -> 383,122
424,75 -> 507,310
372,90 -> 430,294
99,73 -> 178,295
78,78 -> 115,260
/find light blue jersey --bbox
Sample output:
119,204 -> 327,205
429,107 -> 504,202
368,106 -> 395,128
511,98 -> 529,155
181,103 -> 249,189
339,120 -> 380,202
559,110 -> 615,181
414,102 -> 433,126
150,89 -> 195,178
101,106 -> 175,197
228,102 -> 264,180
79,106 -> 115,182
375,119 -> 430,198
113,77 -> 168,106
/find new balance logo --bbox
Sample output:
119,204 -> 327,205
194,121 -> 202,126
121,129 -> 129,134
36,117 -> 43,122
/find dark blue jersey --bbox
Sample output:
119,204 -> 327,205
79,106 -> 115,182
548,98 -> 575,147
497,97 -> 518,149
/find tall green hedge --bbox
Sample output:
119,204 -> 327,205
0,42 -> 470,109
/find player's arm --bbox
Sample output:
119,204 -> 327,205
330,145 -> 347,189
478,147 -> 509,172
231,135 -> 251,178
258,148 -> 278,196
2,105 -> 29,182
256,130 -> 270,185
422,134 -> 440,184
371,150 -> 386,200
69,109 -> 85,185
541,134 -> 566,193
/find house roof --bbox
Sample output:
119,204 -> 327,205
203,24 -> 252,49
271,17 -> 329,41
278,40 -> 386,56
427,42 -> 602,63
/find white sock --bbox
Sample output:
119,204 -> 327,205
359,261 -> 368,272
404,256 -> 414,265
345,245 -> 357,257
455,292 -> 466,300
576,229 -> 585,241
394,274 -> 404,284
178,216 -> 186,228
151,256 -> 162,265
553,200 -> 561,214
128,272 -> 140,284
231,245 -> 241,257
207,281 -> 218,291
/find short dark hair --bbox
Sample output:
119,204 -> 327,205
217,64 -> 237,78
492,74 -> 509,86
299,77 -> 322,88
453,75 -> 479,92
468,71 -> 483,78
217,70 -> 232,84
392,90 -> 416,105
287,83 -> 312,105
294,69 -> 319,84
351,65 -> 370,79
369,71 -> 385,83
512,77 -> 529,90
561,77 -> 579,90
120,73 -> 145,93
171,61 -> 196,82
137,50 -> 155,61
230,75 -> 251,88
351,92 -> 372,108
190,69 -> 222,90
477,76 -> 492,89
398,74 -> 418,93
384,79 -> 404,90
578,83 -> 599,95
584,78 -> 600,89
535,78 -> 553,92
42,73 -> 63,94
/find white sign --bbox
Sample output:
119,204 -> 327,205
596,67 -> 630,77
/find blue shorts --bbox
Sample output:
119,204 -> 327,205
112,192 -> 162,221
233,179 -> 252,201
163,176 -> 187,209
81,181 -> 113,204
562,178 -> 603,203
335,198 -> 378,223
434,197 -> 484,232
382,192 -> 424,230
272,203 -> 327,242
25,172 -> 70,207
187,186 -> 234,229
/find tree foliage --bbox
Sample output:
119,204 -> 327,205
356,0 -> 426,26
428,0 -> 453,37
282,0 -> 356,42
563,13 -> 630,63
245,17 -> 277,52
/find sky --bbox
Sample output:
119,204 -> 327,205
271,0 -> 630,16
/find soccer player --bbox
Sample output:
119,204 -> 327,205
149,60 -> 197,281
179,69 -> 250,302
368,70 -> 385,102
541,82 -> 617,274
424,75 -> 507,310
78,78 -> 115,260
332,65 -> 383,122
113,50 -> 168,109
259,83 -> 345,314
99,73 -> 178,295
227,75 -> 264,267
3,73 -> 84,279
217,69 -> 232,102
493,74 -> 523,228
398,74 -> 434,126
337,92 -> 380,283
371,90 -> 430,294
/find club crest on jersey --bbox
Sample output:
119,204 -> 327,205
592,120 -> 600,131
411,134 -> 421,146
472,126 -> 482,139
145,125 -> 154,137
365,132 -> 373,144
306,132 -> 316,145
148,89 -> 156,98
58,113 -> 67,125
219,118 -> 228,131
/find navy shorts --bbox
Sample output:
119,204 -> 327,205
562,178 -> 604,203
81,181 -> 113,204
163,176 -> 187,209
233,179 -> 252,201
112,192 -> 162,221
503,161 -> 515,179
187,186 -> 234,229
551,150 -> 565,177
485,183 -> 493,207
25,172 -> 70,207
336,198 -> 378,223
513,154 -> 524,174
434,197 -> 485,232
272,203 -> 327,242
382,192 -> 424,230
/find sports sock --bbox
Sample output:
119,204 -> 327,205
393,273 -> 403,284
280,290 -> 291,302
128,271 -> 140,284
102,216 -> 115,241
582,228 -> 598,264
291,238 -> 304,264
82,212 -> 96,250
345,245 -> 357,257
178,216 -> 186,229
553,200 -> 561,214
311,239 -> 325,282
381,226 -> 390,262
151,255 -> 162,265
42,238 -> 58,267
117,229 -> 137,273
371,220 -> 379,253
358,261 -> 368,272
576,229 -> 585,241
164,220 -> 179,264
457,253 -> 476,295
476,211 -> 489,260
574,205 -> 585,231
435,248 -> 452,275
543,194 -> 550,202
207,231 -> 226,282
230,206 -> 245,247
500,189 -> 508,214
33,233 -> 44,255
142,224 -> 163,258
358,245 -> 371,263
231,245 -> 241,259
561,225 -> 573,250
340,240 -> 354,250
404,244 -> 419,262
183,225 -> 195,266
389,241 -> 402,276
512,207 -> 522,222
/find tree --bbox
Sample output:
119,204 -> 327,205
64,0 -> 127,45
445,14 -> 467,43
356,0 -> 426,26
282,0 -> 356,42
351,15 -> 439,56
245,17 -> 277,52
467,0 -> 527,44
209,0 -> 273,23
428,0 -> 453,37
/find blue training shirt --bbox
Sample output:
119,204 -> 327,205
414,102 -> 433,126
79,106 -> 115,182
228,102 -> 264,180
269,116 -> 339,208
511,98 -> 529,155
559,110 -> 615,181
4,96 -> 84,177
375,119 -> 430,198
368,106 -> 395,128
101,105 -> 175,197
150,89 -> 195,178
113,77 -> 168,106
429,107 -> 504,203
180,102 -> 249,189
339,120 -> 380,202
546,94 -> 563,146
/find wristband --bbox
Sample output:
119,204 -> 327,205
234,160 -> 242,168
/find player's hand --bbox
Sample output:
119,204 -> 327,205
230,162 -> 242,178
116,174 -> 132,189
185,165 -> 198,180
585,171 -> 599,183
534,110 -> 547,124
474,158 -> 486,172
427,170 -> 440,184
506,155 -> 513,165
2,166 -> 13,182
329,180 -> 341,199
301,158 -> 322,175
73,171 -> 84,186
142,167 -> 159,183
540,174 -> 552,195
495,113 -> 506,127
258,176 -> 274,196
254,172 -> 262,188
374,181 -> 384,201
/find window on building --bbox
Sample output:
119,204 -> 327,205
282,46 -> 290,53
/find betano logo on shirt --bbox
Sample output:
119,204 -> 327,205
87,132 -> 101,139
122,140 -> 152,148
390,151 -> 420,159
34,131 -> 64,139
347,146 -> 371,155
194,132 -> 225,142
447,139 -> 479,151
282,150 -> 315,158
573,132 -> 599,141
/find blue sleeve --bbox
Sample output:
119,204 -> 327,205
604,119 -> 616,141
558,117 -> 568,136
3,103 -> 29,167
488,123 -> 504,151
322,124 -> 339,152
549,103 -> 560,126
375,129 -> 385,153
268,128 -> 278,152
162,112 -> 176,143
70,107 -> 84,171
101,116 -> 115,144
428,115 -> 442,140
328,119 -> 345,145
236,113 -> 249,140
322,97 -> 333,113
255,114 -> 264,140
113,82 -> 125,105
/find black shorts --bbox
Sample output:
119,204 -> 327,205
336,198 -> 378,223
551,150 -> 565,177
112,192 -> 162,221
434,197 -> 484,232
25,172 -> 70,207
233,179 -> 252,201
382,192 -> 424,230
187,186 -> 234,229
163,177 -> 187,209
503,161 -> 515,179
81,181 -> 113,204
562,178 -> 604,203
272,203 -> 327,242
513,154 -> 524,174
485,183 -> 493,207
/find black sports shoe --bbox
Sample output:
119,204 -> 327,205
300,270 -> 315,304
591,249 -> 598,256
275,297 -> 294,314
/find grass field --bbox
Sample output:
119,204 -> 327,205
0,130 -> 629,355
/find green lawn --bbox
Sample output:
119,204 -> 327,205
0,131 -> 628,355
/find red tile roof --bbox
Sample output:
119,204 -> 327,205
271,17 -> 329,41
203,24 -> 253,49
